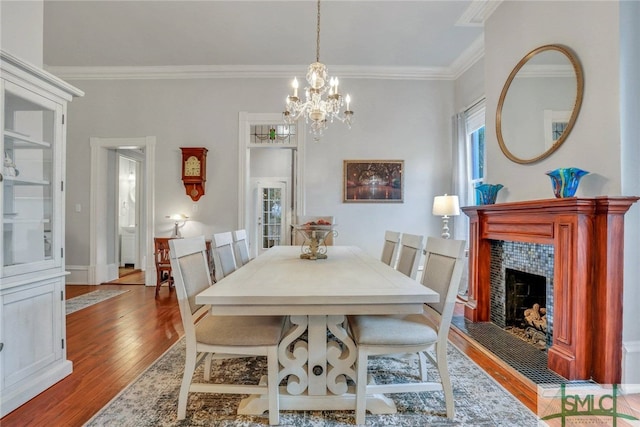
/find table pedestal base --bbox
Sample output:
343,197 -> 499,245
237,314 -> 396,416
238,384 -> 397,415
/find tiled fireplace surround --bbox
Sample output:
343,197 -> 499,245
489,241 -> 554,348
462,197 -> 639,384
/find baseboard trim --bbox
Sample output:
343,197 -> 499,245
65,265 -> 89,284
66,265 -> 151,286
622,340 -> 640,393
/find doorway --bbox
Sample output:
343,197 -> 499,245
89,137 -> 156,286
117,152 -> 142,278
238,113 -> 306,259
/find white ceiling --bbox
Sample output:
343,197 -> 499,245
43,1 -> 496,78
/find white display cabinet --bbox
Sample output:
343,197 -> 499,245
1,51 -> 83,417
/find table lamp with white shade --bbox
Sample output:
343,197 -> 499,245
432,194 -> 460,239
167,213 -> 189,238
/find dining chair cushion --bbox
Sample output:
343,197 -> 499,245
196,315 -> 285,347
348,313 -> 437,346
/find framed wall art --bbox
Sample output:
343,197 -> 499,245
343,160 -> 404,203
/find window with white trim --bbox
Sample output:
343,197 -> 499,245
466,104 -> 485,204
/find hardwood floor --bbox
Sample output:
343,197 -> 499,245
0,276 -> 537,426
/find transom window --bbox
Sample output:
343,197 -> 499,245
250,124 -> 297,146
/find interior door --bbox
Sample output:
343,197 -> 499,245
254,181 -> 287,256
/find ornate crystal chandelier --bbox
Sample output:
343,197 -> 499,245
283,0 -> 354,141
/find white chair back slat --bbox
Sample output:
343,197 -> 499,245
380,230 -> 401,268
232,229 -> 251,267
395,233 -> 424,279
212,232 -> 237,280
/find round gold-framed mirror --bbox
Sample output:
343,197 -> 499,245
496,44 -> 584,164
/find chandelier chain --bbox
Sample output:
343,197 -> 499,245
316,0 -> 321,63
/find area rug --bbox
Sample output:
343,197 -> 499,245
66,289 -> 130,315
85,338 -> 539,426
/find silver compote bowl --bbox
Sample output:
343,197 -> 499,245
293,223 -> 337,260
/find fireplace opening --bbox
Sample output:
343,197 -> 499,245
505,268 -> 547,350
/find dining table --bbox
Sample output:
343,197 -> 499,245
195,245 -> 439,416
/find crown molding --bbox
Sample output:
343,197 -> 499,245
45,54 -> 486,82
45,33 -> 486,82
44,63 -> 469,81
457,0 -> 503,27
2,49 -> 84,97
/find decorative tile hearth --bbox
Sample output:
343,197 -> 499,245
451,315 -> 567,385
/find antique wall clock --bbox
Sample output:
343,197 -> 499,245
180,147 -> 208,201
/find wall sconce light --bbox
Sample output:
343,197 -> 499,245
167,213 -> 188,238
432,194 -> 460,239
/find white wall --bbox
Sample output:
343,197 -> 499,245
620,0 -> 640,390
63,76 -> 455,265
302,78 -> 456,257
485,1 -> 621,202
250,148 -> 292,178
487,0 -> 640,387
455,58 -> 485,112
0,0 -> 43,67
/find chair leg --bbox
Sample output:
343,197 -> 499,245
155,269 -> 162,297
355,348 -> 368,425
267,346 -> 280,425
419,351 -> 428,381
436,343 -> 455,420
204,353 -> 212,381
178,347 -> 197,420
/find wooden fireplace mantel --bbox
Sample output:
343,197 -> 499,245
462,196 -> 639,383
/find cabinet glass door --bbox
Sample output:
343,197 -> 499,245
2,82 -> 60,274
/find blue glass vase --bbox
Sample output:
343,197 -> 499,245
546,167 -> 589,198
475,183 -> 504,205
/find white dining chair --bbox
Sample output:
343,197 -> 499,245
348,237 -> 466,425
232,229 -> 252,267
380,230 -> 401,268
211,231 -> 238,281
394,232 -> 424,279
169,235 -> 284,425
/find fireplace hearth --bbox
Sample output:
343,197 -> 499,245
505,325 -> 547,350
